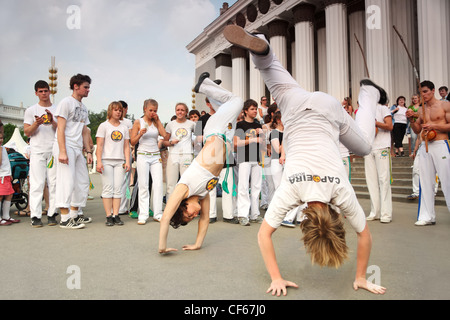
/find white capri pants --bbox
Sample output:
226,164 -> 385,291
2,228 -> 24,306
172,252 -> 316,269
29,151 -> 57,219
166,152 -> 193,200
53,144 -> 89,209
136,153 -> 163,221
237,161 -> 262,220
101,159 -> 125,199
417,140 -> 450,223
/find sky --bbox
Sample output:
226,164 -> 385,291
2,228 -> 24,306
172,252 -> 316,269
0,0 -> 237,123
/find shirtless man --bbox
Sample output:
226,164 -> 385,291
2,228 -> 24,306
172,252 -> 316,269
406,80 -> 450,226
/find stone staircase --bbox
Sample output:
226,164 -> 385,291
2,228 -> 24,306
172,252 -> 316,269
350,150 -> 446,207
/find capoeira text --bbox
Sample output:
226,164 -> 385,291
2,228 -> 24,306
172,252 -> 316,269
288,173 -> 341,185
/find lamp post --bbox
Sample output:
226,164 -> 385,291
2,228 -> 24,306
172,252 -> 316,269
49,56 -> 58,103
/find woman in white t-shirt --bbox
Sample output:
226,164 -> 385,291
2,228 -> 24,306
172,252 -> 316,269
163,103 -> 195,201
96,102 -> 130,226
130,99 -> 167,224
391,96 -> 408,157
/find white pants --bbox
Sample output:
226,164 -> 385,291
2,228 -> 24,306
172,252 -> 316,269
166,152 -> 193,200
209,167 -> 237,219
417,140 -> 450,223
101,159 -> 125,199
364,148 -> 393,221
237,161 -> 262,219
260,157 -> 275,207
29,151 -> 57,218
136,153 -> 163,221
118,150 -> 132,213
412,149 -> 439,196
53,144 -> 89,209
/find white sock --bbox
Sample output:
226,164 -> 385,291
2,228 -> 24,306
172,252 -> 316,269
2,200 -> 11,220
69,209 -> 78,219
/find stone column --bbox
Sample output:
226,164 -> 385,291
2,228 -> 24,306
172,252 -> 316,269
293,3 -> 316,92
215,53 -> 233,92
365,0 -> 393,99
390,0 -> 416,103
316,12 -> 327,93
231,46 -> 248,100
417,0 -> 450,92
325,0 -> 349,101
267,20 -> 289,69
348,1 -> 366,103
249,58 -> 266,103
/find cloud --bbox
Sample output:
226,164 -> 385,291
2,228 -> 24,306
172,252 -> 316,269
0,0 -> 222,123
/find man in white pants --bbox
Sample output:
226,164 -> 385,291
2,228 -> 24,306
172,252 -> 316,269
406,80 -> 450,226
224,25 -> 386,296
53,74 -> 93,229
364,104 -> 393,223
24,80 -> 57,227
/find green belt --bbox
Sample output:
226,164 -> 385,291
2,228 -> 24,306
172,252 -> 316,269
204,133 -> 236,197
138,152 -> 160,156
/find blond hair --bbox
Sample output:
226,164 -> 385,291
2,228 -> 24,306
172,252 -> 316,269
300,204 -> 348,268
107,101 -> 124,120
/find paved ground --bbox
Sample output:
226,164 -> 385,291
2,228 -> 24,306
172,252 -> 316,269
1,172 -> 449,301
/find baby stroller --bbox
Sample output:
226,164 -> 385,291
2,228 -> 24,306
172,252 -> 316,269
8,151 -> 30,210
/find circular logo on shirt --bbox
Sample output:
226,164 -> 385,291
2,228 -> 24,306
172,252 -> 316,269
111,130 -> 123,142
206,177 -> 219,191
175,128 -> 188,140
313,175 -> 321,183
42,113 -> 52,125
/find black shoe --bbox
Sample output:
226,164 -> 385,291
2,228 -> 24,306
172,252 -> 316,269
106,216 -> 114,226
223,217 -> 239,224
209,217 -> 217,224
31,217 -> 43,228
223,25 -> 270,56
47,214 -> 58,226
360,79 -> 388,105
76,215 -> 92,224
213,79 -> 222,85
194,72 -> 210,93
113,215 -> 124,226
60,218 -> 85,229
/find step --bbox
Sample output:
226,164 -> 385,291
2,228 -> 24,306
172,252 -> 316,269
355,191 -> 447,207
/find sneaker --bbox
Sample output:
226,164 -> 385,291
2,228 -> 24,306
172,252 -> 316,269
76,215 -> 92,224
129,211 -> 138,219
194,72 -> 210,93
153,216 -> 162,223
60,218 -> 85,229
223,25 -> 270,55
380,218 -> 391,223
47,214 -> 58,226
31,217 -> 43,228
106,216 -> 114,226
238,217 -> 250,226
138,219 -> 147,225
366,215 -> 379,221
281,220 -> 295,228
113,215 -> 124,226
209,217 -> 217,224
223,217 -> 239,224
407,194 -> 418,200
414,220 -> 436,226
250,216 -> 263,223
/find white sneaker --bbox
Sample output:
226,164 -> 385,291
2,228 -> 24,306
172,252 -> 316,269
414,220 -> 435,226
138,219 -> 147,225
380,218 -> 391,223
366,215 -> 379,221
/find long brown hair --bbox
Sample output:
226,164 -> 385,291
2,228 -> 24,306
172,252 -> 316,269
300,204 -> 349,268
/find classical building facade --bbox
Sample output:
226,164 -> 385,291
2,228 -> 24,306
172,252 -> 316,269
0,99 -> 26,128
187,0 -> 449,111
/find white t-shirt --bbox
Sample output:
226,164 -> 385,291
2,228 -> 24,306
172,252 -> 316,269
23,103 -> 57,153
0,147 -> 11,177
372,104 -> 392,150
54,96 -> 90,150
177,159 -> 218,199
137,118 -> 160,153
96,121 -> 130,160
120,118 -> 133,131
165,119 -> 195,154
393,106 -> 407,124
